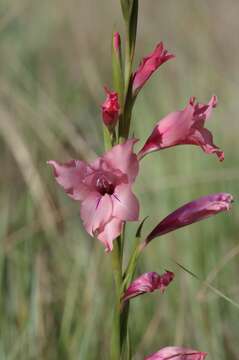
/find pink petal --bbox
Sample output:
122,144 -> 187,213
103,139 -> 139,182
191,95 -> 217,123
122,271 -> 174,302
97,217 -> 123,252
80,193 -> 113,236
133,42 -> 175,94
145,346 -> 207,360
187,127 -> 224,161
113,184 -> 139,221
48,160 -> 91,200
138,103 -> 194,159
145,193 -> 233,244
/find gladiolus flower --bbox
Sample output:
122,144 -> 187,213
48,140 -> 139,252
122,271 -> 174,302
138,96 -> 224,161
144,193 -> 233,246
132,42 -> 175,94
145,346 -> 207,360
101,86 -> 120,128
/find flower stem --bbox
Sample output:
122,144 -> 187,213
110,236 -> 123,360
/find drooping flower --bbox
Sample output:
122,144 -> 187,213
138,96 -> 224,161
122,271 -> 174,302
101,86 -> 120,128
132,42 -> 175,95
145,346 -> 207,360
144,193 -> 233,246
48,140 -> 139,252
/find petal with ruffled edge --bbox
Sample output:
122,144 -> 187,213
138,96 -> 223,161
47,160 -> 91,201
80,193 -> 113,236
192,95 -> 217,123
112,184 -> 139,221
145,346 -> 207,360
103,139 -> 139,182
97,217 -> 123,252
186,127 -> 224,161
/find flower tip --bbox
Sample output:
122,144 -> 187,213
219,151 -> 225,162
103,85 -> 110,94
47,160 -> 58,176
212,95 -> 218,107
113,32 -> 121,52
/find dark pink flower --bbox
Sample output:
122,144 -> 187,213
145,193 -> 233,245
48,140 -> 139,252
138,96 -> 224,161
145,346 -> 207,360
132,42 -> 175,94
122,271 -> 174,302
101,86 -> 120,128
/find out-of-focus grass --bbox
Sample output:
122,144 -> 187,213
0,0 -> 238,359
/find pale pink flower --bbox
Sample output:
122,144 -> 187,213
122,271 -> 174,302
48,140 -> 139,252
144,193 -> 233,246
138,96 -> 224,161
145,346 -> 207,360
132,42 -> 175,94
101,86 -> 120,128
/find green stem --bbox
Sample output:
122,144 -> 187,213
119,0 -> 138,142
110,237 -> 123,360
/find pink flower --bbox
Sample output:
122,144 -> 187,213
122,271 -> 174,302
145,346 -> 207,360
132,42 -> 175,94
48,140 -> 139,252
138,96 -> 224,161
144,193 -> 233,245
101,86 -> 120,128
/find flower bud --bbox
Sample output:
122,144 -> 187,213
113,32 -> 121,55
101,86 -> 120,128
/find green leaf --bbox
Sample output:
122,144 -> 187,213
136,216 -> 148,238
174,260 -> 239,310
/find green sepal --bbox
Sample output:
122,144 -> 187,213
128,0 -> 138,61
112,32 -> 124,107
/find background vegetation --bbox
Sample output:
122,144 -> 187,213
0,0 -> 238,359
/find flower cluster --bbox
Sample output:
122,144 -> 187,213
48,7 -> 234,358
49,49 -> 231,251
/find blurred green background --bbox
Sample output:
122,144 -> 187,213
0,0 -> 238,359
